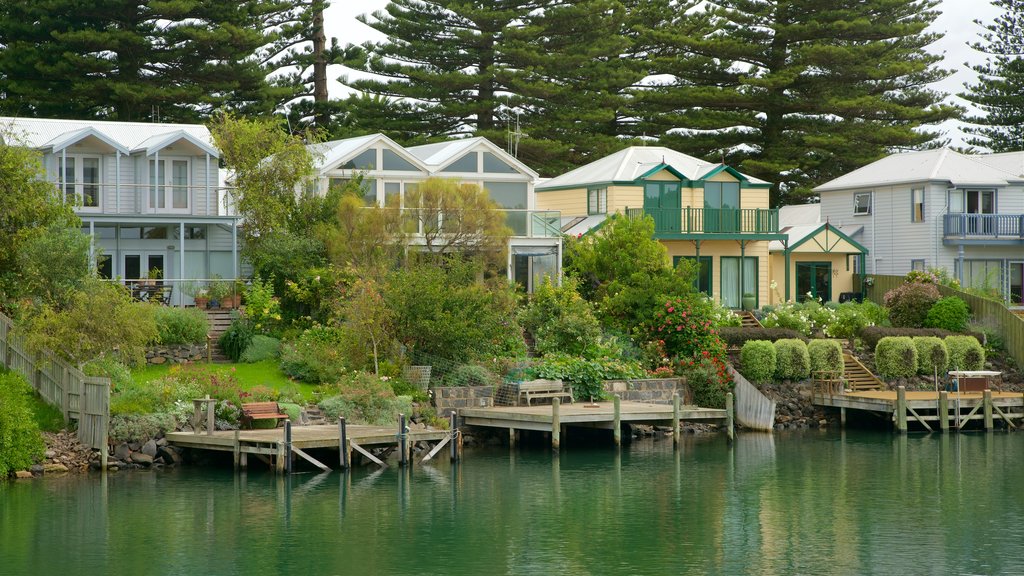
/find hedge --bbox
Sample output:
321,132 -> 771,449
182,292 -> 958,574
739,340 -> 776,384
859,326 -> 984,350
719,327 -> 808,348
875,337 -> 918,379
808,340 -> 844,376
774,339 -> 810,381
913,336 -> 949,375
946,335 -> 985,371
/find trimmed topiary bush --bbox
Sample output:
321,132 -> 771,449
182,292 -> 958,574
860,326 -> 957,350
773,339 -> 810,381
740,340 -> 776,384
808,339 -> 844,377
946,335 -> 985,371
924,297 -> 970,332
913,336 -> 949,375
875,337 -> 918,379
884,282 -> 940,327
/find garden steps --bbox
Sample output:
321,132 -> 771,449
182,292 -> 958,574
843,353 -> 884,391
204,309 -> 235,363
735,311 -> 762,329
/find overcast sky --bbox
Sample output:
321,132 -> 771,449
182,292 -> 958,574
323,0 -> 1004,147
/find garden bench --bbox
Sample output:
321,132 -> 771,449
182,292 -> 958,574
517,379 -> 574,406
240,402 -> 289,429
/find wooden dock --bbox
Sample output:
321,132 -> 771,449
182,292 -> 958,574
813,387 -> 1024,432
458,396 -> 731,450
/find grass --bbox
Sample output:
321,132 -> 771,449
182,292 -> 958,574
28,392 -> 66,433
132,360 -> 317,401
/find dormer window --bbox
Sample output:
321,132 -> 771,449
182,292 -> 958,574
57,155 -> 101,209
854,192 -> 871,215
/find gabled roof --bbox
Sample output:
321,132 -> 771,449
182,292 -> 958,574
769,222 -> 867,254
536,146 -> 770,190
131,130 -> 219,158
0,116 -> 215,154
814,148 -> 1023,192
406,136 -> 539,178
312,133 -> 429,175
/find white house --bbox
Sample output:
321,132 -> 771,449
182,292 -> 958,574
1,117 -> 241,304
310,134 -> 561,291
816,148 -> 1024,306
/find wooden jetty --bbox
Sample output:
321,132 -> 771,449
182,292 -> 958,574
458,395 -> 732,450
813,386 -> 1024,432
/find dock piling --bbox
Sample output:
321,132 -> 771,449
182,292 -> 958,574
896,386 -> 908,434
939,392 -> 949,432
233,429 -> 240,470
399,413 -> 408,467
449,411 -> 460,462
726,392 -> 734,443
613,395 -> 621,447
984,389 -> 994,431
284,420 -> 293,474
552,398 -> 561,452
338,417 -> 349,469
672,393 -> 680,449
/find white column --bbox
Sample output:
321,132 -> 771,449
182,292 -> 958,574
232,220 -> 238,280
179,221 -> 186,307
205,153 -> 211,215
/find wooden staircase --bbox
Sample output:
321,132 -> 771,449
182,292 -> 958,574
205,309 -> 235,363
735,311 -> 762,329
843,353 -> 884,391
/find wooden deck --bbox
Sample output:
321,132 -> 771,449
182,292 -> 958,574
813,387 -> 1024,432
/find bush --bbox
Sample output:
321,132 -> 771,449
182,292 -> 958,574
875,337 -> 918,379
519,278 -> 602,357
153,306 -> 208,345
318,372 -> 413,425
718,327 -> 808,348
860,326 -> 956,350
946,335 -> 985,371
82,357 -> 133,392
279,326 -> 348,384
243,275 -> 283,335
647,296 -> 727,364
681,358 -> 730,408
760,304 -> 812,335
773,339 -> 810,380
913,337 -> 949,375
108,412 -> 177,442
240,335 -> 281,363
219,317 -> 255,362
808,340 -> 844,376
739,341 -> 776,383
924,297 -> 970,332
531,353 -> 645,401
441,364 -> 499,387
0,371 -> 45,477
884,282 -> 940,327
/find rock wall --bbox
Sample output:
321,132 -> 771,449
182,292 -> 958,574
432,386 -> 494,413
603,378 -> 691,405
146,344 -> 207,365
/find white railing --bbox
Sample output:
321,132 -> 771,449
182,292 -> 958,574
54,181 -> 238,217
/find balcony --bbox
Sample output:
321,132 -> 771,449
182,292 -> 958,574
54,181 -> 235,217
944,213 -> 1024,243
625,207 -> 780,238
393,208 -> 562,239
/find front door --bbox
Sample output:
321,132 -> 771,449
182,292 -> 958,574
122,252 -> 165,281
644,182 -> 681,233
1009,262 -> 1024,306
797,262 -> 832,302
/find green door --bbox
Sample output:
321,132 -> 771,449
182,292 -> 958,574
704,182 -> 740,233
644,182 -> 681,233
797,262 -> 832,302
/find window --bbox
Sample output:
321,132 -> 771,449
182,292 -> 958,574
149,158 -> 189,211
675,256 -> 712,296
948,189 -> 995,214
483,182 -> 527,209
174,226 -> 206,240
440,153 -> 478,173
704,181 -> 740,232
329,178 -> 376,205
342,149 -> 376,170
57,155 -> 101,209
720,256 -> 757,308
587,187 -> 607,215
482,152 -> 517,173
384,182 -> 403,207
911,188 -> 924,222
911,259 -> 925,272
382,149 -> 418,172
854,192 -> 871,215
959,260 -> 1003,293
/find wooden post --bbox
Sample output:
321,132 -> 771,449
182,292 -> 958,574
613,395 -> 621,447
399,413 -> 408,467
100,441 -> 108,474
726,392 -> 735,443
840,406 -> 847,428
206,334 -> 212,364
896,386 -> 908,434
672,392 -> 681,449
509,428 -> 517,448
984,389 -> 994,431
449,411 -> 460,462
339,417 -> 349,469
275,442 -> 285,474
551,397 -> 561,452
233,430 -> 240,470
939,391 -> 949,432
284,420 -> 293,474
205,395 -> 214,436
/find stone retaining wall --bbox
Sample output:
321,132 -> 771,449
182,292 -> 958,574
603,378 -> 691,404
146,344 -> 207,365
432,385 -> 494,413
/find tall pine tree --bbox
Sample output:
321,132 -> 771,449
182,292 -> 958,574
961,0 -> 1024,152
636,0 -> 958,205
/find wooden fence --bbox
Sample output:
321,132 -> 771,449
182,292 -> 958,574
0,312 -> 109,451
729,366 -> 776,432
866,275 -> 1024,368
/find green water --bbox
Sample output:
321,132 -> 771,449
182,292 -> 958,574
2,430 -> 1023,576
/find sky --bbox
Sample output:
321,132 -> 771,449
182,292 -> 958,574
323,0 -> 1004,148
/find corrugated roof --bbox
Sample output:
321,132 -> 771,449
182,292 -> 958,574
778,204 -> 821,227
973,151 -> 1024,178
0,116 -> 213,152
815,147 -> 1023,192
536,146 -> 769,190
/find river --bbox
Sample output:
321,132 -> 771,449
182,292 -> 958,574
2,430 -> 1022,575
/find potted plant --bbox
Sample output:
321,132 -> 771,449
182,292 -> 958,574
742,292 -> 757,311
181,281 -> 210,309
207,277 -> 229,309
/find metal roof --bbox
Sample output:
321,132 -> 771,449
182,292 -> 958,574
814,148 -> 1023,192
0,116 -> 214,154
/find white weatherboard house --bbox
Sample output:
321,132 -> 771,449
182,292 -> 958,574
816,148 -> 1024,306
2,117 -> 241,305
310,134 -> 561,291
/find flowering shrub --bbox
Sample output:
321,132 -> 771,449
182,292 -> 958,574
680,357 -> 731,408
318,371 -> 412,425
647,297 -> 726,364
244,275 -> 283,335
884,282 -> 940,327
761,300 -> 885,339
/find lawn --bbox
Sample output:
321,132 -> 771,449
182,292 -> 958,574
132,359 -> 317,401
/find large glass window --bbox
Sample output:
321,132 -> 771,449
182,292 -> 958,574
796,262 -> 831,302
483,182 -> 527,209
342,149 -> 376,170
441,153 -> 478,173
720,256 -> 757,308
482,152 -> 517,173
149,158 -> 189,212
959,259 -> 1003,294
57,155 -> 101,209
704,181 -> 740,232
643,182 -> 681,232
382,149 -> 418,171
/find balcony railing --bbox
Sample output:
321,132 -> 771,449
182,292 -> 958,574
52,181 -> 236,216
626,207 -> 780,235
388,208 -> 562,239
943,213 -> 1024,239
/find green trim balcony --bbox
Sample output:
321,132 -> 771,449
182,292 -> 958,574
626,207 -> 782,240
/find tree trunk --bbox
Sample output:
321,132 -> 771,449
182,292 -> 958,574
312,6 -> 329,129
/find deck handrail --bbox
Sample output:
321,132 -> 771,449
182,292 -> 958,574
943,213 -> 1024,238
626,207 -> 780,234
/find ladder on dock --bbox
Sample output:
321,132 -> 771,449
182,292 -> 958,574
843,353 -> 884,391
734,311 -> 762,328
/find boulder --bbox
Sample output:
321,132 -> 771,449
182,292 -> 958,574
150,356 -> 167,365
15,470 -> 34,479
114,443 -> 132,461
130,452 -> 154,465
43,463 -> 69,474
141,440 -> 158,457
156,447 -> 181,465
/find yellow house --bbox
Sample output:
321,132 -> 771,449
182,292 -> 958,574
768,221 -> 868,304
536,147 -> 867,307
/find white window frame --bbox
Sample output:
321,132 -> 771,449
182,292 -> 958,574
149,157 -> 191,214
57,154 -> 102,211
588,187 -> 608,215
911,188 -> 924,222
853,192 -> 871,216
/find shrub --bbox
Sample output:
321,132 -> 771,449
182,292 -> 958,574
279,326 -> 348,384
718,327 -> 807,348
914,337 -> 949,375
884,282 -> 940,327
875,337 -> 918,379
0,371 -> 45,477
82,357 -> 133,392
860,326 -> 958,350
153,306 -> 209,345
518,278 -> 602,357
647,296 -> 726,365
219,317 -> 255,362
318,372 -> 413,425
774,339 -> 810,380
532,353 -> 645,401
827,301 -> 888,340
739,341 -> 776,384
441,364 -> 499,387
243,275 -> 283,335
108,413 -> 177,442
240,335 -> 281,363
808,340 -> 844,376
946,335 -> 985,371
681,357 -> 730,408
760,304 -> 812,335
924,297 -> 970,332
110,386 -> 161,416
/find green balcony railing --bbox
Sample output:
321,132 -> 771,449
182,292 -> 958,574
625,207 -> 780,235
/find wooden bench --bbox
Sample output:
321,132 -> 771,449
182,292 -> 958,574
517,379 -> 574,406
240,402 -> 289,429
